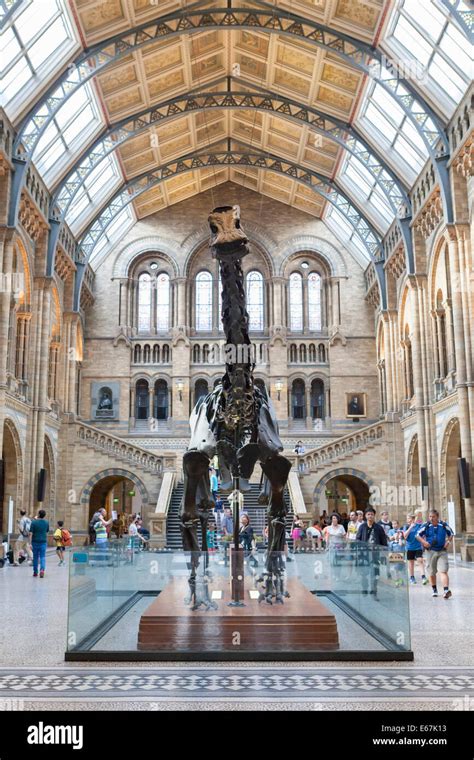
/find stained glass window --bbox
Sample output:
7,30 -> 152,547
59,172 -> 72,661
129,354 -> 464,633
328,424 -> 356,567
289,272 -> 303,332
156,273 -> 170,333
308,272 -> 322,331
246,270 -> 264,331
138,273 -> 151,333
196,271 -> 212,332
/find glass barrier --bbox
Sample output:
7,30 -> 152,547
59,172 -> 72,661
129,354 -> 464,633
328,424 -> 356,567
66,540 -> 412,659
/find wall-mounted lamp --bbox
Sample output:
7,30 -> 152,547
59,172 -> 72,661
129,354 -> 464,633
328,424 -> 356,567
176,379 -> 184,401
275,379 -> 283,401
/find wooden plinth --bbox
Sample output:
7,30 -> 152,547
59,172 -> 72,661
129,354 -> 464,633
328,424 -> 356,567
138,578 -> 339,652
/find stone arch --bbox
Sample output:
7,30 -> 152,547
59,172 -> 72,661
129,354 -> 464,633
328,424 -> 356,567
80,468 -> 149,509
439,417 -> 465,531
406,433 -> 420,487
43,434 -> 56,519
278,236 -> 348,278
313,467 -> 374,510
182,222 -> 277,276
112,237 -> 179,279
1,418 -> 23,531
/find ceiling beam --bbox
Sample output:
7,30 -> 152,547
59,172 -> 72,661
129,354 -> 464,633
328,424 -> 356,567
72,144 -> 388,311
51,84 -> 410,226
10,5 -> 452,230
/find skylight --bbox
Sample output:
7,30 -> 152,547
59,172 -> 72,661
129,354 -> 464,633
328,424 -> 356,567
384,0 -> 472,119
338,154 -> 394,233
29,83 -> 104,188
356,77 -> 430,185
324,206 -> 372,267
88,206 -> 136,268
65,155 -> 123,236
0,0 -> 79,122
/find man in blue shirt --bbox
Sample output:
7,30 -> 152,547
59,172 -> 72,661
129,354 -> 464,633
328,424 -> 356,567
29,509 -> 50,578
403,511 -> 428,585
417,509 -> 453,599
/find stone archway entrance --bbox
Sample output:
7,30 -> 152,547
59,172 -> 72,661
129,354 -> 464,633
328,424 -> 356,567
314,468 -> 373,517
441,418 -> 465,533
81,469 -> 149,535
1,420 -> 22,533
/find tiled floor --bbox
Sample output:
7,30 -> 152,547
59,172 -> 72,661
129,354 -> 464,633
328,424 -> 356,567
0,551 -> 472,710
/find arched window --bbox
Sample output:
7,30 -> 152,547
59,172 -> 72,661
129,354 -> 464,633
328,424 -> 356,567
162,345 -> 170,362
311,379 -> 325,419
134,345 -> 142,363
138,273 -> 152,332
289,344 -> 297,363
246,270 -> 264,331
203,344 -> 209,363
153,345 -> 160,363
318,343 -> 326,362
299,344 -> 307,362
154,380 -> 169,420
196,271 -> 213,331
193,344 -> 201,363
309,344 -> 316,362
135,379 -> 149,419
291,379 -> 306,419
156,273 -> 170,332
194,379 -> 209,405
143,344 -> 150,363
289,272 -> 303,332
308,272 -> 322,331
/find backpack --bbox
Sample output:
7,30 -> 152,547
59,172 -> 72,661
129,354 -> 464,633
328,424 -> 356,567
19,517 -> 31,538
61,528 -> 72,547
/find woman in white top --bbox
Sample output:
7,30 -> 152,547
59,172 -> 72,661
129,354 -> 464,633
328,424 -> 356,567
323,513 -> 346,547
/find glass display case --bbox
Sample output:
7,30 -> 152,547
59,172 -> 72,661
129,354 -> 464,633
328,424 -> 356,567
66,540 -> 412,660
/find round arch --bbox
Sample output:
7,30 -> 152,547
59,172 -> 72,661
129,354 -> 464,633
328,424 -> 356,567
1,418 -> 23,532
80,468 -> 149,511
112,236 -> 179,279
313,468 -> 374,510
279,237 -> 348,278
440,417 -> 465,532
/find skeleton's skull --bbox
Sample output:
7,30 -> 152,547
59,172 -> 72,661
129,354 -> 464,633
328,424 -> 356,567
208,205 -> 249,260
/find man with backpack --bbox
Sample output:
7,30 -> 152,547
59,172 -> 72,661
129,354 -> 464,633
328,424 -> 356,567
53,520 -> 72,565
13,510 -> 33,566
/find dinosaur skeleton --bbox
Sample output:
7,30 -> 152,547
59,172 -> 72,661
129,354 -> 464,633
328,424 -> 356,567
179,205 -> 292,608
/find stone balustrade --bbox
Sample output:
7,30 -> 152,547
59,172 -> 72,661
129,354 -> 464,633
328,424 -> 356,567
76,422 -> 164,474
293,422 -> 386,472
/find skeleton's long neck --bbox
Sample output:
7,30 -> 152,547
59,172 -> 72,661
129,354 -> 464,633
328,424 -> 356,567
219,258 -> 251,368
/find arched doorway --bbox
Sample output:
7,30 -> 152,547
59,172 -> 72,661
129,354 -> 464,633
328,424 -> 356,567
194,379 -> 208,405
441,418 -> 465,533
135,379 -> 149,419
88,475 -> 144,536
1,420 -> 21,534
314,469 -> 372,517
42,436 -> 55,519
291,379 -> 306,419
311,379 -> 325,419
323,475 -> 370,514
154,379 -> 169,420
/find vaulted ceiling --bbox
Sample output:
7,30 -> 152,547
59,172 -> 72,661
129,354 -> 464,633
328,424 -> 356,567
69,0 -> 385,221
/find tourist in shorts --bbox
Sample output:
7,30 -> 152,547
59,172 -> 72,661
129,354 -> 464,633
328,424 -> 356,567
417,509 -> 453,599
403,511 -> 428,585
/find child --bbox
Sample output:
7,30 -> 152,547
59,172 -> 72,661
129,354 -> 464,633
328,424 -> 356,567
388,520 -> 405,587
53,520 -> 72,565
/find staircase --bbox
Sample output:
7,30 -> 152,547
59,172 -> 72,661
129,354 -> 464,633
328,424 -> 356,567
166,482 -> 294,549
